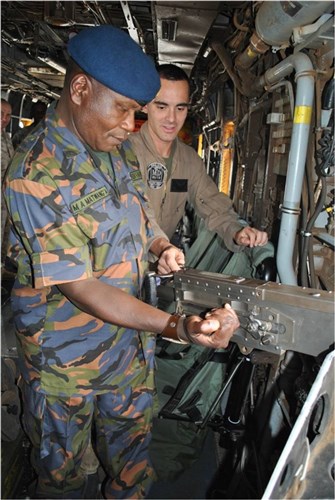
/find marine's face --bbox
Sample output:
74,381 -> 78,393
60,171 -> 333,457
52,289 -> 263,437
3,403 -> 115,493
71,77 -> 142,151
1,102 -> 12,132
144,78 -> 189,146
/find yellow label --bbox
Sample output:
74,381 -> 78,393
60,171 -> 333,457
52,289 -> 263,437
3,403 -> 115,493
247,47 -> 257,58
293,106 -> 312,124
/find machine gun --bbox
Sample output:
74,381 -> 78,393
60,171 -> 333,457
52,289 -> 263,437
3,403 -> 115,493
146,269 -> 334,499
147,268 -> 334,357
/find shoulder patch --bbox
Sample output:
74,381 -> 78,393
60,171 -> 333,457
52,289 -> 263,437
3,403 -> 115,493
70,187 -> 109,214
147,162 -> 167,189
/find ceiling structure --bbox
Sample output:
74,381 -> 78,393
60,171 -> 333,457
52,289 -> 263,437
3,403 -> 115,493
1,1 -> 236,102
1,1 -> 333,121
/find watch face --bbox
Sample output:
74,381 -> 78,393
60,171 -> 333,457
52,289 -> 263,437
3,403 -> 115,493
147,162 -> 167,189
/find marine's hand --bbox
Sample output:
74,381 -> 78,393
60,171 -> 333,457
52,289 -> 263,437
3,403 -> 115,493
234,227 -> 268,248
179,304 -> 240,348
157,245 -> 185,274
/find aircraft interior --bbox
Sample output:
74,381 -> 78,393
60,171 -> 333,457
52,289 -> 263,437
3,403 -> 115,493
1,2 -> 334,499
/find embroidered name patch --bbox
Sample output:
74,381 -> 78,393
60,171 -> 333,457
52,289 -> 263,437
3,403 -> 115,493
147,162 -> 167,189
70,187 -> 109,214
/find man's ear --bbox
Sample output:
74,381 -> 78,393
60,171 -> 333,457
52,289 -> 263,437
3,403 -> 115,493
70,74 -> 91,105
141,104 -> 148,115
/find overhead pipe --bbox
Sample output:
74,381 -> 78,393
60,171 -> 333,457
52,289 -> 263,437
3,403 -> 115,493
255,53 -> 315,285
255,1 -> 333,48
235,1 -> 332,71
211,42 -> 246,96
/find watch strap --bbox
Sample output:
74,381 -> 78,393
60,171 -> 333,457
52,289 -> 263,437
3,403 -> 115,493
161,313 -> 188,343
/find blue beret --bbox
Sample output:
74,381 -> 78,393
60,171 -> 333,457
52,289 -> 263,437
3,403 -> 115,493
68,25 -> 160,103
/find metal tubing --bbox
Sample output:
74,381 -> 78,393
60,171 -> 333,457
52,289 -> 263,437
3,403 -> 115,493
260,53 -> 315,284
255,1 -> 333,47
211,42 -> 245,96
200,355 -> 245,429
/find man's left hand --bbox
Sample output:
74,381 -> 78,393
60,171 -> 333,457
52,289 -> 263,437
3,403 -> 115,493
234,227 -> 268,248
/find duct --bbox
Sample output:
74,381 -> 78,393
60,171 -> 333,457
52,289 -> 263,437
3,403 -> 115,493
234,32 -> 268,71
255,0 -> 333,49
257,53 -> 315,285
293,13 -> 334,52
155,2 -> 220,76
235,1 -> 332,71
292,13 -> 333,47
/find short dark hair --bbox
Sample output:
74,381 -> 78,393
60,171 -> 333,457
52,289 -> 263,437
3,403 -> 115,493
156,64 -> 190,85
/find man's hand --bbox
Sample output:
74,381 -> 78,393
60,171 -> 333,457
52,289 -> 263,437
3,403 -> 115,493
178,304 -> 240,348
234,227 -> 268,248
149,237 -> 185,274
157,245 -> 185,274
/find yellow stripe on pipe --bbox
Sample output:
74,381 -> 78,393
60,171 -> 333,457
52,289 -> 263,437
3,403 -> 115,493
293,105 -> 312,124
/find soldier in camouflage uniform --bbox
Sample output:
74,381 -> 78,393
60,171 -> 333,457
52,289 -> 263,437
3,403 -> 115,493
1,98 -> 14,262
3,26 -> 240,499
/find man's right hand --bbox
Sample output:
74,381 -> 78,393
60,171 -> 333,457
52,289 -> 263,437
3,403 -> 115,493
178,304 -> 240,348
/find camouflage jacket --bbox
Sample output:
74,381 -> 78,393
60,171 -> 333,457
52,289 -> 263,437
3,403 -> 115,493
3,103 -> 156,397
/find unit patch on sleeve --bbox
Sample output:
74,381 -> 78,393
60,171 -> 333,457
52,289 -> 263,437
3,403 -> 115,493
147,162 -> 167,189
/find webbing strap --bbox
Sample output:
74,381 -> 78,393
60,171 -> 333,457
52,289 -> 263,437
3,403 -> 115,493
159,348 -> 215,418
156,339 -> 192,359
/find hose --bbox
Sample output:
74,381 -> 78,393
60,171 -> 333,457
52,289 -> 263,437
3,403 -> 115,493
300,176 -> 327,287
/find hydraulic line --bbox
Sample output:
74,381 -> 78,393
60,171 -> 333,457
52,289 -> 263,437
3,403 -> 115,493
300,78 -> 334,287
256,53 -> 316,285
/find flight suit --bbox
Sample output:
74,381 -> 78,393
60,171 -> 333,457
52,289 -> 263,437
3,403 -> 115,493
129,122 -> 274,275
3,104 -> 157,498
129,121 -> 244,251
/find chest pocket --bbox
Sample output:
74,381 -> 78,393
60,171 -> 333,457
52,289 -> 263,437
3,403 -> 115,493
74,190 -> 136,271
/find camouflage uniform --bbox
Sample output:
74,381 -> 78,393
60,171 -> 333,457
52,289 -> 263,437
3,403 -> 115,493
3,103 -> 157,498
